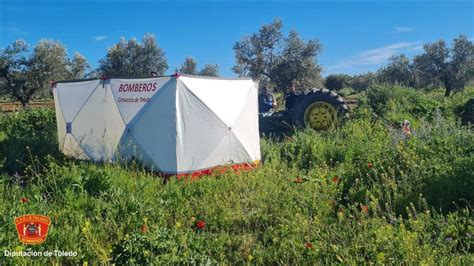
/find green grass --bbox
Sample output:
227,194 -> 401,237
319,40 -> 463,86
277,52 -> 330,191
0,86 -> 473,264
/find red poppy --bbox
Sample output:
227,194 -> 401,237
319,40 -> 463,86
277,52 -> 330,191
294,177 -> 303,183
306,242 -> 313,249
332,176 -> 339,184
20,197 -> 28,203
360,204 -> 369,213
140,224 -> 149,233
196,220 -> 205,229
367,163 -> 373,169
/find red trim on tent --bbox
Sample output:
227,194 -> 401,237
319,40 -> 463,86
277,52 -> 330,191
159,162 -> 259,183
172,72 -> 181,79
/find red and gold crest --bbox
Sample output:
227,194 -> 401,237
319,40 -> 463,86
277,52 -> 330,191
14,214 -> 51,244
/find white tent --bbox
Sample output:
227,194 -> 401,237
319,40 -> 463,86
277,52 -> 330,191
52,74 -> 261,175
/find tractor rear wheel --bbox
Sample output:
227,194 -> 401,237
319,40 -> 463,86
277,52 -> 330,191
292,89 -> 348,130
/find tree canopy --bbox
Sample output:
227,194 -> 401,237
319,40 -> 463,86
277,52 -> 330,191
233,19 -> 323,91
198,64 -> 219,77
328,35 -> 473,96
324,74 -> 351,91
180,57 -> 198,75
0,39 -> 89,106
413,35 -> 474,96
377,54 -> 415,87
179,57 -> 219,77
98,34 -> 168,77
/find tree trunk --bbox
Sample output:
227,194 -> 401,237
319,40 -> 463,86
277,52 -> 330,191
444,87 -> 452,97
442,75 -> 453,97
20,95 -> 31,109
20,100 -> 29,109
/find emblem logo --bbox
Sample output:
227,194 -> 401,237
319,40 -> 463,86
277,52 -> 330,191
14,215 -> 51,244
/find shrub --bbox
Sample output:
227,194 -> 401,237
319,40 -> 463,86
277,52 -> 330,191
83,167 -> 111,197
111,233 -> 155,264
402,114 -> 474,212
0,108 -> 59,175
366,84 -> 395,116
366,85 -> 441,121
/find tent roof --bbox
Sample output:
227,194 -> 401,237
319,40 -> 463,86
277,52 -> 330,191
54,74 -> 253,84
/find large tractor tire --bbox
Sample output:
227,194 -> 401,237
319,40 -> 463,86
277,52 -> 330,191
292,88 -> 348,130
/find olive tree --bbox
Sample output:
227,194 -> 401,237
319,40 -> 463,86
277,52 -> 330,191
0,39 -> 89,106
179,57 -> 219,77
324,74 -> 351,91
413,35 -> 474,96
377,54 -> 415,87
98,34 -> 168,77
180,57 -> 197,75
233,19 -> 323,92
198,64 -> 219,77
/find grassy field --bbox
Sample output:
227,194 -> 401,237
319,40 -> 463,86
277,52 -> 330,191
0,85 -> 473,264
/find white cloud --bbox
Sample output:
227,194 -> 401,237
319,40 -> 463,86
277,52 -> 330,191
395,27 -> 415,33
92,35 -> 108,41
328,41 -> 421,69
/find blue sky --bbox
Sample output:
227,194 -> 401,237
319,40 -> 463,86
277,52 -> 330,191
1,0 -> 473,77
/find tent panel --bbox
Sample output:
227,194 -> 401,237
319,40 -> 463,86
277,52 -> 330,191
53,88 -> 67,151
179,76 -> 254,126
115,133 -> 156,170
130,79 -> 178,172
176,80 -> 230,172
63,134 -> 89,160
177,131 -> 253,173
196,131 -> 231,170
56,80 -> 100,122
72,84 -> 125,162
231,86 -> 261,161
110,77 -> 170,124
229,131 -> 254,163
